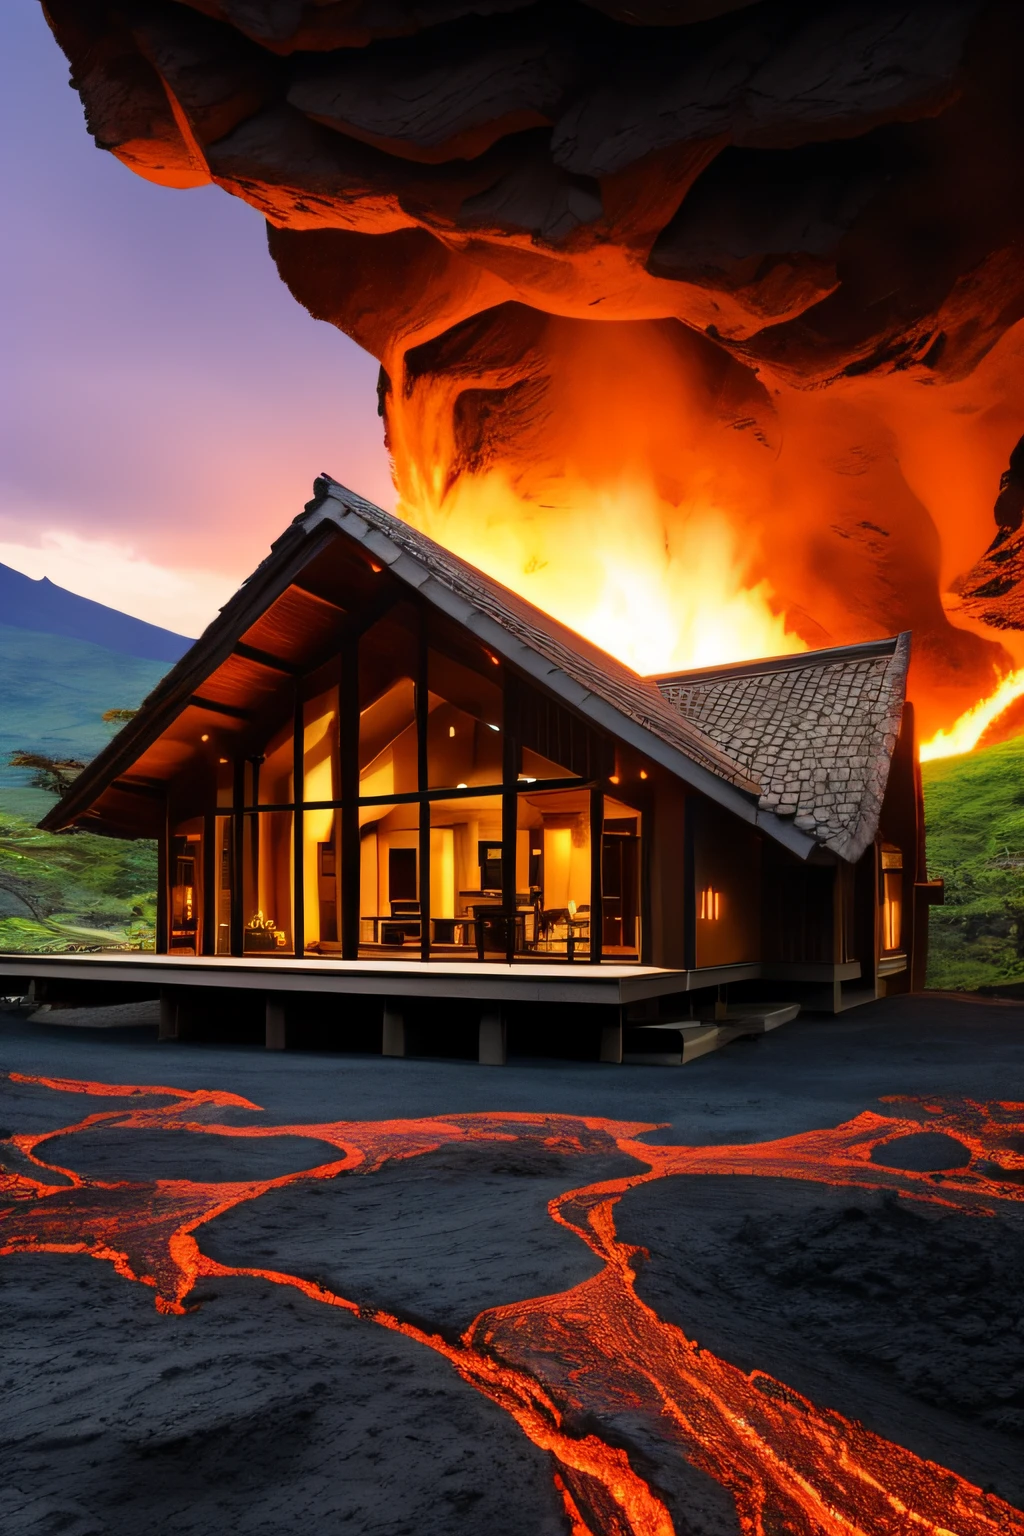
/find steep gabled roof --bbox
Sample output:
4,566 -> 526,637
306,478 -> 759,792
652,635 -> 911,862
47,476 -> 896,862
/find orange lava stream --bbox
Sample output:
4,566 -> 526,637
2,1074 -> 1022,1535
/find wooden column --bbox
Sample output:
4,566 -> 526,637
265,996 -> 287,1050
479,1007 -> 507,1065
416,610 -> 431,962
292,684 -> 304,958
156,793 -> 169,954
589,785 -> 604,965
382,1001 -> 406,1056
230,758 -> 245,957
501,672 -> 519,963
340,638 -> 360,959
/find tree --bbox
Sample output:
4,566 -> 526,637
8,752 -> 85,797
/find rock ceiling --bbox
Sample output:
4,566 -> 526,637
37,1 -> 1024,724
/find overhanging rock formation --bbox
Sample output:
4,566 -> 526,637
36,1 -> 1024,727
43,0 -> 1024,383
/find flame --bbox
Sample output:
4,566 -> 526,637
919,667 -> 1024,760
4,1075 -> 1024,1534
400,469 -> 804,675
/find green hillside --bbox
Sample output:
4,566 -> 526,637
0,625 -> 170,955
921,735 -> 1024,991
0,621 -> 170,761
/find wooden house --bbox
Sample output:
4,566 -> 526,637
39,476 -> 939,1032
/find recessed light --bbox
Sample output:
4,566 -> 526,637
201,734 -> 209,742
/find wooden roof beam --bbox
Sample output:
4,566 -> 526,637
233,640 -> 299,675
189,696 -> 253,721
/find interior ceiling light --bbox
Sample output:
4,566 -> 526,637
200,734 -> 209,742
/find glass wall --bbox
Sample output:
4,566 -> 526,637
359,802 -> 420,949
215,814 -> 232,955
518,788 -> 591,958
304,688 -> 341,951
169,820 -> 203,955
189,600 -> 636,964
428,794 -> 503,953
242,811 -> 293,954
426,649 -> 502,790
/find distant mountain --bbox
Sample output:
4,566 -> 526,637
0,561 -> 193,662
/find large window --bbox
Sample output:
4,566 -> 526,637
196,603 -> 633,963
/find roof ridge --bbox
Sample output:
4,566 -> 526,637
648,634 -> 904,688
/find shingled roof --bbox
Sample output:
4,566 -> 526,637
305,479 -> 762,801
652,635 -> 911,862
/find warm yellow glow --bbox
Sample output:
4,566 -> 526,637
200,734 -> 209,742
919,669 -> 1024,761
699,886 -> 721,921
400,471 -> 803,675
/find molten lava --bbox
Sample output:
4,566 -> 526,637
3,1072 -> 1022,1535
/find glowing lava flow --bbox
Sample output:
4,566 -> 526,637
2,1074 -> 1022,1536
919,668 -> 1024,760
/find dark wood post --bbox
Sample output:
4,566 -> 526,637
340,638 -> 360,959
156,792 -> 169,954
230,758 -> 244,956
502,672 -> 519,962
292,683 -> 304,958
589,784 -> 604,964
416,609 -> 431,962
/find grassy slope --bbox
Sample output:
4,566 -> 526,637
0,626 -> 169,954
0,621 -> 170,761
921,735 -> 1024,990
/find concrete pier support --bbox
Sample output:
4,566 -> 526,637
599,1010 -> 623,1064
478,1008 -> 506,1066
382,1002 -> 406,1056
158,988 -> 178,1041
265,997 -> 287,1050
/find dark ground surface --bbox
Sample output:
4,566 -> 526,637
2,995 -> 1023,1535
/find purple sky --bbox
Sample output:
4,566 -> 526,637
0,0 -> 393,636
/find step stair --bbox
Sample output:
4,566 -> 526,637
622,1002 -> 798,1066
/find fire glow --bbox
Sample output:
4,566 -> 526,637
3,1073 -> 1023,1536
